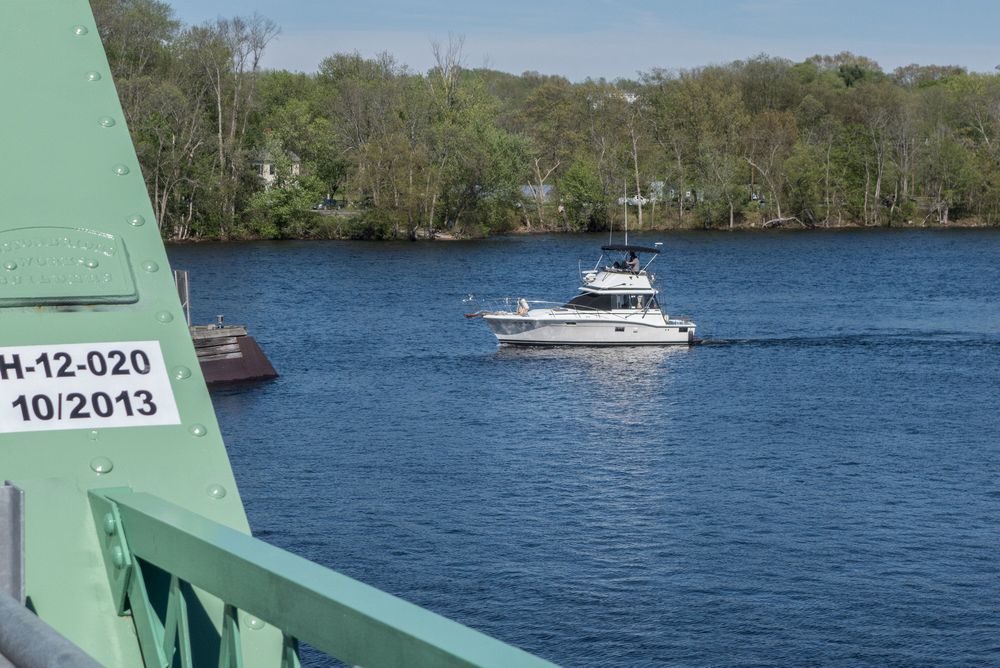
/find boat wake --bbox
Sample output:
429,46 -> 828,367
696,332 -> 1000,347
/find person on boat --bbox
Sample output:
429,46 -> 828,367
626,251 -> 640,273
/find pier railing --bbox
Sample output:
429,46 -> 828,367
89,488 -> 556,668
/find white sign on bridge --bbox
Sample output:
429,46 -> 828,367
0,341 -> 181,433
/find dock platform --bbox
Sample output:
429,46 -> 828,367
191,324 -> 278,385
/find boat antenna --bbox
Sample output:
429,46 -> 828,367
623,182 -> 629,246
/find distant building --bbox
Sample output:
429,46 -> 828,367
252,150 -> 301,188
617,195 -> 649,206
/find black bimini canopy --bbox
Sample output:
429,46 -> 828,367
601,244 -> 661,254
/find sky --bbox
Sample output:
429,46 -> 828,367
163,0 -> 1000,80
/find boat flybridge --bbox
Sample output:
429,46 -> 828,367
476,244 -> 696,346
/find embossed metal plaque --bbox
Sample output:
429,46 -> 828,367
0,227 -> 138,306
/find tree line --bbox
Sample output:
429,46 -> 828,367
93,0 -> 1000,241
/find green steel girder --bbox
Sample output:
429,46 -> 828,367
88,487 -> 135,615
0,1 -> 280,663
90,488 -> 558,668
163,576 -> 194,668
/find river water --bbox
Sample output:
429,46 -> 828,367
168,230 -> 1000,667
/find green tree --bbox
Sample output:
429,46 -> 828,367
185,14 -> 278,238
520,76 -> 586,227
744,110 -> 797,222
559,159 -> 606,231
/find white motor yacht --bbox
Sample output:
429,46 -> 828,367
474,244 -> 696,346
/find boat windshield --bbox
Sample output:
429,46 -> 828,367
564,293 -> 659,310
599,244 -> 660,273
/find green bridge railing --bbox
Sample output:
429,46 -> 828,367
89,488 -> 556,668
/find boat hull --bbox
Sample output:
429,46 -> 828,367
483,311 -> 695,346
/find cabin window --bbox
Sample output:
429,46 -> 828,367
679,327 -> 688,332
564,292 -> 657,311
615,327 -> 625,332
616,295 -> 646,309
565,293 -> 617,310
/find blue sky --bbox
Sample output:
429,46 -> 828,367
164,0 -> 1000,80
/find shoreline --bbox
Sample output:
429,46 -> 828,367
165,217 -> 998,244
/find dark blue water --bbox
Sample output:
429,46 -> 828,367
168,231 -> 1000,667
